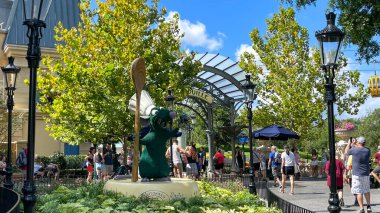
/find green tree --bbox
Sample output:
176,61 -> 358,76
356,108 -> 380,152
283,0 -> 380,63
0,89 -> 23,149
240,7 -> 367,137
38,0 -> 200,145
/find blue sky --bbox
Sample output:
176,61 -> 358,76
159,0 -> 380,120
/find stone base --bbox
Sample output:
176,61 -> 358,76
104,178 -> 199,200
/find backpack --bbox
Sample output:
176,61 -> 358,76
82,160 -> 88,169
274,152 -> 282,164
16,149 -> 27,167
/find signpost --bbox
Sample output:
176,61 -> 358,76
238,135 -> 248,163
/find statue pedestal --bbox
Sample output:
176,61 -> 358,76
104,178 -> 199,200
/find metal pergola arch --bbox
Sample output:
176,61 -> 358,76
176,53 -> 248,109
176,53 -> 249,173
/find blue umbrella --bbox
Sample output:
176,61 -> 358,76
253,124 -> 300,140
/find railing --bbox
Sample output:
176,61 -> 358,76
0,186 -> 20,213
265,186 -> 315,213
201,173 -> 315,213
12,177 -> 87,194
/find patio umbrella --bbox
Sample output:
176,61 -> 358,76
253,124 -> 300,140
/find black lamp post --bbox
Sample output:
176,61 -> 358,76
165,89 -> 176,177
242,74 -> 257,194
22,0 -> 52,212
315,12 -> 345,213
1,57 -> 20,190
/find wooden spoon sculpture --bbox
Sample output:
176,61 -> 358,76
131,58 -> 146,182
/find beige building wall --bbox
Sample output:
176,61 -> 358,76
0,34 -> 89,159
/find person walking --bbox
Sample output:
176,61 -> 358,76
213,147 -> 225,175
258,147 -> 266,179
268,146 -> 282,188
344,137 -> 359,206
236,147 -> 244,175
198,147 -> 206,173
325,157 -> 345,206
281,145 -> 295,195
103,143 -> 114,179
370,145 -> 380,185
185,145 -> 199,180
292,147 -> 301,180
347,137 -> 372,213
321,148 -> 329,178
310,149 -> 319,178
85,147 -> 95,183
94,148 -> 104,180
252,148 -> 261,178
166,139 -> 185,178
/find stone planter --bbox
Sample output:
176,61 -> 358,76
334,129 -> 354,141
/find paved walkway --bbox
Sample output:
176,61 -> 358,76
267,177 -> 380,213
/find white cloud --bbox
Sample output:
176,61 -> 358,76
235,44 -> 267,73
167,11 -> 223,51
338,97 -> 380,119
235,44 -> 257,62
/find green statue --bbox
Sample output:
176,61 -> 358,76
139,107 -> 178,181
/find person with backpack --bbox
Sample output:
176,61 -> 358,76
16,148 -> 28,178
268,146 -> 282,188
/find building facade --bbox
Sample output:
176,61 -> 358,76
0,0 -> 90,160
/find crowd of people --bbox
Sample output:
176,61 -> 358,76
165,139 -> 208,180
265,136 -> 380,213
84,143 -> 120,183
2,135 -> 379,213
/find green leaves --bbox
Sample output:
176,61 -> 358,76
37,181 -> 281,212
240,7 -> 367,140
38,0 -> 200,145
284,0 -> 380,63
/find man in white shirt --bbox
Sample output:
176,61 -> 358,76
281,144 -> 295,195
166,139 -> 185,178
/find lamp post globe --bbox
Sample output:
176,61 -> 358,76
22,0 -> 52,212
1,57 -> 21,190
164,89 -> 176,177
315,12 -> 345,213
242,74 -> 257,195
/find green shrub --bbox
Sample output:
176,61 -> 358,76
49,152 -> 67,169
40,156 -> 51,166
36,181 -> 281,212
65,155 -> 86,169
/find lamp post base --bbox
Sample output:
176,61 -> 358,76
248,172 -> 256,194
22,180 -> 37,213
327,192 -> 341,213
169,163 -> 174,177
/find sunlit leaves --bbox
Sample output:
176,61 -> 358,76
38,0 -> 200,145
240,7 -> 367,138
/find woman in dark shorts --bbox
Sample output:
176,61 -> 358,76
281,145 -> 295,195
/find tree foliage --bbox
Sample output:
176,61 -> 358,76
357,108 -> 380,153
38,0 -> 201,145
283,0 -> 380,63
0,90 -> 22,146
240,7 -> 367,137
